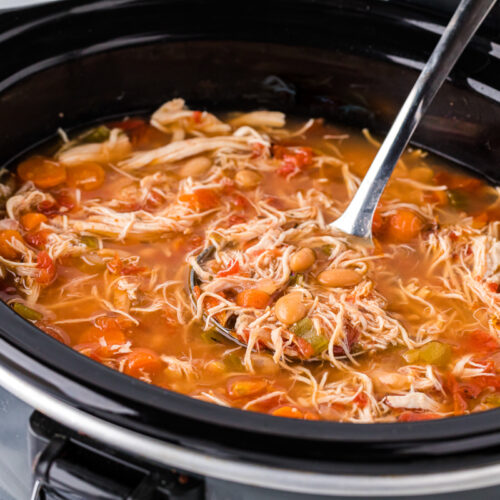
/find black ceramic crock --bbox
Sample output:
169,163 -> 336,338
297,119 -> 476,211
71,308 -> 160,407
1,1 -> 500,497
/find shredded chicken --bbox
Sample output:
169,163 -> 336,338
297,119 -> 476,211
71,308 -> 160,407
1,98 -> 500,423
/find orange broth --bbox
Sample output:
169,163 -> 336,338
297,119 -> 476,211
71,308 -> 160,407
1,101 -> 500,423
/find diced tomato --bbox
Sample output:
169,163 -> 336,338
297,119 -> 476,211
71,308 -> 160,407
56,194 -> 76,212
36,251 -> 56,285
107,254 -> 145,275
228,215 -> 246,226
107,118 -> 146,132
295,337 -> 315,359
117,121 -> 165,148
353,392 -> 368,408
460,330 -> 499,355
333,324 -> 360,355
38,200 -> 59,218
121,264 -> 146,275
192,110 -> 203,124
179,189 -> 219,212
38,194 -> 75,218
144,190 -> 164,210
25,229 -> 52,249
106,254 -> 122,274
398,411 -> 441,422
251,142 -> 266,158
36,321 -> 71,345
217,260 -> 240,277
230,194 -> 249,209
185,234 -> 204,252
434,172 -> 482,192
273,145 -> 313,178
488,282 -> 500,293
446,374 -> 469,415
220,177 -> 235,194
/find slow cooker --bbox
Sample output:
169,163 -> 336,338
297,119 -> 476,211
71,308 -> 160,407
1,0 -> 500,498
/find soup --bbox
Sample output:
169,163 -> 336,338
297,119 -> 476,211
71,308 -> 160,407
1,98 -> 500,422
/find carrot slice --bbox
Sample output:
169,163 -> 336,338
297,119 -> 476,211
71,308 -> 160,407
122,348 -> 162,377
227,377 -> 267,399
80,326 -> 126,357
179,189 -> 219,212
17,156 -> 66,189
272,406 -> 304,419
66,162 -> 105,191
386,210 -> 423,243
20,212 -> 48,231
0,230 -> 24,260
236,289 -> 270,309
398,411 -> 441,422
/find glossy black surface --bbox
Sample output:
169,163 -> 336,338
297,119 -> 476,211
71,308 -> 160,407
0,0 -> 500,473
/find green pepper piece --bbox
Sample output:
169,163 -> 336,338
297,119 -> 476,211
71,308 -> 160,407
79,125 -> 111,144
290,318 -> 329,354
13,302 -> 43,321
447,189 -> 468,210
417,341 -> 452,366
81,235 -> 99,249
307,334 -> 329,354
320,245 -> 333,256
289,273 -> 304,286
201,327 -> 226,344
74,254 -> 107,274
223,353 -> 245,372
402,349 -> 420,364
484,394 -> 500,407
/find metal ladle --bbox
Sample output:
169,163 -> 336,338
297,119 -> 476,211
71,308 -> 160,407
190,0 -> 496,346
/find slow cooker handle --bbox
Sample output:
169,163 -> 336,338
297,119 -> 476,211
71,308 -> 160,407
29,412 -> 204,500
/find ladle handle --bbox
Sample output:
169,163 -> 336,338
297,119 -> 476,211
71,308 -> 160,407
332,0 -> 496,240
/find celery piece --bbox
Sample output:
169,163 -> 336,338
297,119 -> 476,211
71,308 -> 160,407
81,235 -> 99,249
290,318 -> 314,337
80,125 -> 110,144
418,341 -> 452,366
13,302 -> 42,321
